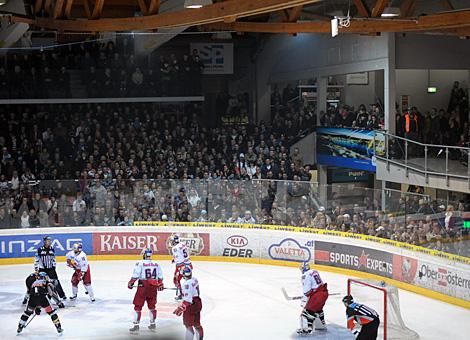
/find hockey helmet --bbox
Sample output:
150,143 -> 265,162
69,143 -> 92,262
170,235 -> 180,246
301,262 -> 310,273
38,272 -> 49,280
43,236 -> 52,245
141,248 -> 153,259
73,243 -> 83,253
342,295 -> 354,306
182,266 -> 192,279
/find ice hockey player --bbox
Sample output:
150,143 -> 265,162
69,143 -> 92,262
170,234 -> 192,300
128,248 -> 164,333
173,266 -> 203,340
17,272 -> 63,335
66,243 -> 95,301
342,295 -> 380,340
23,236 -> 66,305
297,263 -> 329,336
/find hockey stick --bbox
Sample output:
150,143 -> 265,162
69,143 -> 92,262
24,313 -> 36,329
281,288 -> 341,301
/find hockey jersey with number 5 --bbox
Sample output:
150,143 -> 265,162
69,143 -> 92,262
172,243 -> 191,266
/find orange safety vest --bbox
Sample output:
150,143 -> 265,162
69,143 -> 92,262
404,113 -> 418,133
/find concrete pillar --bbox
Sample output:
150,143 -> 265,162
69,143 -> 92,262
317,76 -> 328,123
384,33 -> 397,134
318,165 -> 328,207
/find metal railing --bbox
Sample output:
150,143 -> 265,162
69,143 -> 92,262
374,131 -> 470,188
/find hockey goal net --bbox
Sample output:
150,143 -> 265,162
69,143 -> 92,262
347,279 -> 420,340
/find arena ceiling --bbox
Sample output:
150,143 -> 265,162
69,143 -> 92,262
2,0 -> 470,37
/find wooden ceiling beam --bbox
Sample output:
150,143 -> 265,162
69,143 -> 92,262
83,0 -> 92,18
371,0 -> 389,17
440,0 -> 454,10
353,0 -> 370,17
9,0 -> 322,31
44,0 -> 52,15
138,0 -> 148,15
148,0 -> 160,15
53,0 -> 65,19
64,0 -> 75,18
91,0 -> 105,19
205,10 -> 470,34
288,5 -> 303,22
34,0 -> 44,14
400,0 -> 416,18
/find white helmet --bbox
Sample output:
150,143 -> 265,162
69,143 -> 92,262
170,235 -> 180,246
141,248 -> 153,259
73,243 -> 83,253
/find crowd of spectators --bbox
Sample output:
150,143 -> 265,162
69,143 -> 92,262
0,39 -> 204,98
0,102 -> 310,183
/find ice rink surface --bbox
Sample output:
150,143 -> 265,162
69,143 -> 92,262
0,260 -> 469,340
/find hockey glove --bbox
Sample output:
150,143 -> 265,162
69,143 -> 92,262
128,278 -> 136,289
156,280 -> 164,292
173,301 -> 190,316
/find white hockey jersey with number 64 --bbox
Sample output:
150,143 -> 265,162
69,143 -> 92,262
131,260 -> 163,281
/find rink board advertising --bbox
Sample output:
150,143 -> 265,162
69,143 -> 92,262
316,128 -> 385,172
92,232 -> 210,256
314,241 -> 393,278
1,227 -> 469,304
0,233 -> 93,258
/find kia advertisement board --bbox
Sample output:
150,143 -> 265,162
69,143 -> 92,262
0,233 -> 93,258
93,232 -> 210,256
315,241 -> 393,278
222,235 -> 253,258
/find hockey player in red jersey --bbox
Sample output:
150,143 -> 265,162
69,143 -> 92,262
297,262 -> 329,335
170,235 -> 192,300
173,266 -> 203,340
128,248 -> 164,333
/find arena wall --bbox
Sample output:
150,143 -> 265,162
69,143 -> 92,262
0,225 -> 469,309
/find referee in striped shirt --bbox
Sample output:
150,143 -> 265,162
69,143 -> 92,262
33,236 -> 66,299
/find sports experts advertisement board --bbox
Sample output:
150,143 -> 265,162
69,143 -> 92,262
315,241 -> 393,278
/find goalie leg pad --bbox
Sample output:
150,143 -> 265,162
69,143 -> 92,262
297,310 -> 315,334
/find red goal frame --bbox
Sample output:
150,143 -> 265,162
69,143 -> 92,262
347,279 -> 388,340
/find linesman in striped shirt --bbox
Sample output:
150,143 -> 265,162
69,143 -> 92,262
342,295 -> 380,340
32,236 -> 66,300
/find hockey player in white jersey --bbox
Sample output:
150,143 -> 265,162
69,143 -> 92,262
297,263 -> 329,335
170,235 -> 192,300
173,266 -> 203,340
128,248 -> 164,333
66,243 -> 95,301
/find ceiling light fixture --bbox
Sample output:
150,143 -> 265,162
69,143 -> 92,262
381,7 -> 401,17
0,0 -> 9,6
184,0 -> 204,9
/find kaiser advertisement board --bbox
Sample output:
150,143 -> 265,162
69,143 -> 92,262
315,241 -> 393,278
93,232 -> 210,256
